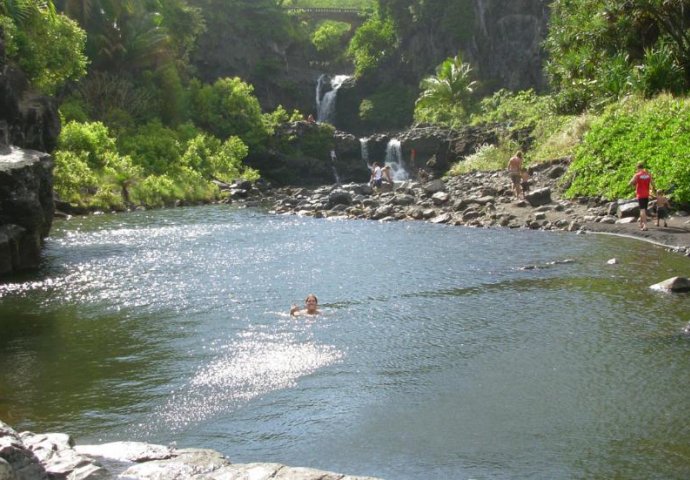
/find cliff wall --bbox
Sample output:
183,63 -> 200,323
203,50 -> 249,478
190,1 -> 550,124
0,28 -> 58,278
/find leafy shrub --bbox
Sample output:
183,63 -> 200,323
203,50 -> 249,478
170,166 -> 219,202
58,121 -> 117,170
1,4 -> 87,94
188,77 -> 267,149
130,175 -> 179,208
180,134 -> 256,183
565,94 -> 690,203
347,15 -> 395,78
53,150 -> 98,204
630,43 -> 686,98
118,120 -> 183,175
262,106 -> 304,136
59,97 -> 89,123
473,89 -> 553,130
90,185 -> 125,211
101,152 -> 144,195
311,20 -> 350,59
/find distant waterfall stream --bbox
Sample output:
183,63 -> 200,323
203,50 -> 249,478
316,74 -> 351,124
385,138 -> 409,181
359,137 -> 371,170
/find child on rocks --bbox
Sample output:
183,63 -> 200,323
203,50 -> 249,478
655,189 -> 671,227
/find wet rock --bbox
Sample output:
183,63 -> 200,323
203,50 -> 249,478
429,212 -> 452,224
423,179 -> 446,194
431,191 -> 449,205
617,200 -> 639,218
327,189 -> 352,208
650,276 -> 690,293
525,187 -> 551,207
0,422 -> 49,480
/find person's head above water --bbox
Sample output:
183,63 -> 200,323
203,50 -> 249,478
304,294 -> 318,314
291,294 -> 319,316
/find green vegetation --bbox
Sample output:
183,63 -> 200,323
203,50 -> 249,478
4,0 -> 690,208
283,0 -> 374,8
544,0 -> 690,113
1,0 -> 87,93
566,95 -> 690,202
311,20 -> 351,60
415,54 -> 478,126
347,14 -> 395,77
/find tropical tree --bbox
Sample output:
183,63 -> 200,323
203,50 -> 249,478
1,0 -> 87,93
545,0 -> 690,113
347,13 -> 395,77
414,54 -> 478,125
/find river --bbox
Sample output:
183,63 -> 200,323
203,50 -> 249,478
1,205 -> 689,479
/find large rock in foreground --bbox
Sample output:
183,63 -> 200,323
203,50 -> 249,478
0,421 -> 380,480
0,147 -> 54,277
650,276 -> 690,293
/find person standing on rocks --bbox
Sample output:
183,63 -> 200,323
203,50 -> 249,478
370,162 -> 383,189
507,151 -> 524,199
629,162 -> 655,231
382,165 -> 393,185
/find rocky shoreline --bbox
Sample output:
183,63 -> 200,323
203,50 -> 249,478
236,158 -> 690,257
0,421 -> 380,480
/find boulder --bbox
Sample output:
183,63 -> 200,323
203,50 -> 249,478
327,189 -> 352,208
423,179 -> 446,194
525,187 -> 551,207
0,147 -> 54,277
0,422 -> 49,480
617,200 -> 640,218
650,277 -> 690,293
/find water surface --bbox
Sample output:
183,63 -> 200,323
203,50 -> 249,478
1,205 -> 689,479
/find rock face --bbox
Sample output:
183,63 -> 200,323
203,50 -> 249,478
333,0 -> 550,133
0,421 -> 381,480
0,28 -> 58,279
468,0 -> 550,92
0,31 -> 60,153
190,2 -> 550,132
0,147 -> 54,277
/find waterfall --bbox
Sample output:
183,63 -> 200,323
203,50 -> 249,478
330,149 -> 341,185
359,137 -> 371,169
315,74 -> 327,118
385,138 -> 408,181
316,74 -> 351,124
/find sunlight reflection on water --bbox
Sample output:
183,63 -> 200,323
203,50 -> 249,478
151,325 -> 343,434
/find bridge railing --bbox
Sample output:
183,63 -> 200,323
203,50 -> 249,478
283,7 -> 363,14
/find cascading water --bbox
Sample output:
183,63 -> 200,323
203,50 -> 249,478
385,138 -> 408,181
359,137 -> 371,169
330,149 -> 341,185
316,74 -> 351,124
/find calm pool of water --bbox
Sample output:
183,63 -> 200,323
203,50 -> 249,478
1,205 -> 689,479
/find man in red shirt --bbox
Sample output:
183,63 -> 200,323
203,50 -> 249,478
629,162 -> 655,231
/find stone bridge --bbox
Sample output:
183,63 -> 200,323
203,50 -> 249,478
283,7 -> 369,27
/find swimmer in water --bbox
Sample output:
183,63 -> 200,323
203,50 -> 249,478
290,293 -> 320,316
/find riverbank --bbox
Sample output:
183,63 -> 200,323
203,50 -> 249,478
254,159 -> 690,256
0,420 -> 380,480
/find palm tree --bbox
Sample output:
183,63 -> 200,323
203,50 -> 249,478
416,54 -> 478,120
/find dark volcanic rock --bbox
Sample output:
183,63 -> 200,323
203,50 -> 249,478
0,148 -> 54,277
